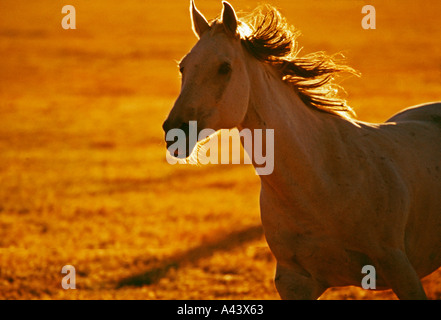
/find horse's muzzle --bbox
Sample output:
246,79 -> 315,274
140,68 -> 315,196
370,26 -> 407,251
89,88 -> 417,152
162,120 -> 194,158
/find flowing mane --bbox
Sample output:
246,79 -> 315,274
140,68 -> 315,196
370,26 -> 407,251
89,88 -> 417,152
236,5 -> 359,118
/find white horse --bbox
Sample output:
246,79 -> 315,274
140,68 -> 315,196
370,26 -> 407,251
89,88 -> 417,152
162,1 -> 441,299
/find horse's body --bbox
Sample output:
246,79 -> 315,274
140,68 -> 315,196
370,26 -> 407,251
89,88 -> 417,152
252,85 -> 441,298
163,1 -> 441,299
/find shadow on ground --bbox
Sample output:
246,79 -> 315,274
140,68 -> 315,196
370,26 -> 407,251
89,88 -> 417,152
116,225 -> 264,288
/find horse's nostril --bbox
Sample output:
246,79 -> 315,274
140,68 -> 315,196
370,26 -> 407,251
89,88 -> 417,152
163,120 -> 189,134
179,122 -> 190,134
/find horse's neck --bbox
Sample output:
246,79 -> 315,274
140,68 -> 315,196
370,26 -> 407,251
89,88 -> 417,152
239,58 -> 357,200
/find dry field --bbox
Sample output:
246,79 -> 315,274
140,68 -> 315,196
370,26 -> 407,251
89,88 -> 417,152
0,0 -> 440,300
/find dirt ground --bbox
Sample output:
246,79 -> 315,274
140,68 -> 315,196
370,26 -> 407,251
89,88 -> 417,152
0,0 -> 440,299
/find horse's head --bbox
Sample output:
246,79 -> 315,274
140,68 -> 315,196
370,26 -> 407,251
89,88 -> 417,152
162,1 -> 250,158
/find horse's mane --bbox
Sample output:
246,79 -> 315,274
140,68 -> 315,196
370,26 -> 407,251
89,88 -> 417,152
236,5 -> 359,118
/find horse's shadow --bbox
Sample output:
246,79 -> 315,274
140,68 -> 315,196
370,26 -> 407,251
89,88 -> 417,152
116,225 -> 264,288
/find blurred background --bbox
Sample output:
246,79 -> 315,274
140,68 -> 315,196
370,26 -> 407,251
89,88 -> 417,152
0,0 -> 440,299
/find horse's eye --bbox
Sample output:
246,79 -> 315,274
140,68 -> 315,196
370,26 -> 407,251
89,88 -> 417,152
218,62 -> 232,75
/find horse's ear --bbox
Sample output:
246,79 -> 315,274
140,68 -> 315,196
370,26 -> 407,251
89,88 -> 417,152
221,1 -> 238,36
190,0 -> 210,39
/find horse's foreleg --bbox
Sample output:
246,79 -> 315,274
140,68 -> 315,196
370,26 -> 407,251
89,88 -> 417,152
372,248 -> 427,300
274,263 -> 327,300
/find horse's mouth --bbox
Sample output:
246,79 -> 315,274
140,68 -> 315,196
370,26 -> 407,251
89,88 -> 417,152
166,138 -> 197,159
164,122 -> 200,159
172,146 -> 190,159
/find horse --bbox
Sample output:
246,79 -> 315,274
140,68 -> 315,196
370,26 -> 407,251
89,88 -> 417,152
162,1 -> 441,299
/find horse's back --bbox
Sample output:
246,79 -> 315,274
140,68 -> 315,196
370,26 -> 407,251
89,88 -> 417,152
387,102 -> 441,126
